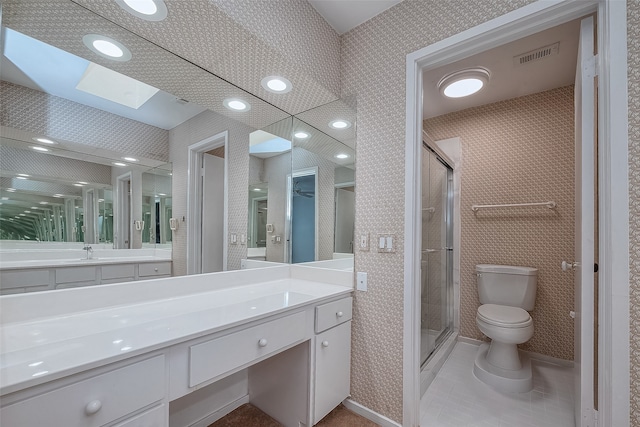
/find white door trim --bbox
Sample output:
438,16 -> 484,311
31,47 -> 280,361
403,1 -> 629,426
186,131 -> 228,275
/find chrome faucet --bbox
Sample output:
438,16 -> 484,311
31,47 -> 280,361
82,244 -> 93,259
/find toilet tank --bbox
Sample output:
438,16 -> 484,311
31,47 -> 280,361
476,264 -> 538,310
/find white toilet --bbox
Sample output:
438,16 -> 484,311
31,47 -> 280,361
473,264 -> 538,393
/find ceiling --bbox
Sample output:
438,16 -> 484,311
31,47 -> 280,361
423,18 -> 581,119
307,0 -> 404,34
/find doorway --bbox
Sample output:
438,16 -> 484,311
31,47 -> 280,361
403,2 -> 629,426
116,172 -> 132,249
286,167 -> 318,263
187,131 -> 228,275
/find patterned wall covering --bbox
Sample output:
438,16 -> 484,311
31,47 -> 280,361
425,86 -> 576,360
72,0 -> 341,115
0,82 -> 169,162
341,0 -> 534,421
264,152 -> 290,264
169,109 -> 253,276
0,145 -> 113,185
628,1 -> 640,424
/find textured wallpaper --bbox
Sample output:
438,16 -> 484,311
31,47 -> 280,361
0,82 -> 169,162
425,86 -> 576,360
340,0 -> 533,422
628,1 -> 640,424
169,109 -> 253,276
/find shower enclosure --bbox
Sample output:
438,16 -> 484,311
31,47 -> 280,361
420,143 -> 454,366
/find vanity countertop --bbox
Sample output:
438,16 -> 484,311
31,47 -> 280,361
0,251 -> 172,270
0,275 -> 351,395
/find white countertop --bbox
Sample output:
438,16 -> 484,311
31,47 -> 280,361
0,275 -> 351,395
0,255 -> 171,270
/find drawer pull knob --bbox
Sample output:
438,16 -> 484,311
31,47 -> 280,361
258,338 -> 268,347
85,400 -> 102,415
322,340 -> 329,348
154,268 -> 159,272
336,311 -> 344,318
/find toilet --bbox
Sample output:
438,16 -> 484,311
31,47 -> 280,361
473,264 -> 538,393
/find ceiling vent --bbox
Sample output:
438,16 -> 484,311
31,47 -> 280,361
513,42 -> 559,67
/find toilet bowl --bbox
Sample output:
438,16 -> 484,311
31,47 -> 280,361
472,265 -> 537,393
476,304 -> 533,371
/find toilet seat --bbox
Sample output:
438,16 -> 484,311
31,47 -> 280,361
477,304 -> 532,328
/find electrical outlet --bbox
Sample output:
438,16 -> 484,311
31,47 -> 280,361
359,233 -> 369,251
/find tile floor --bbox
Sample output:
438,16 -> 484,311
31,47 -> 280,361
420,342 -> 575,427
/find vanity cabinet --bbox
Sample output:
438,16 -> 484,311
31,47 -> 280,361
312,297 -> 352,424
0,261 -> 172,294
0,355 -> 166,427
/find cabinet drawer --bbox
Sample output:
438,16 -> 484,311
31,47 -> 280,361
315,297 -> 352,333
189,311 -> 307,387
102,264 -> 135,280
112,404 -> 165,427
138,262 -> 171,277
55,266 -> 96,284
313,321 -> 352,423
0,269 -> 49,290
0,355 -> 165,427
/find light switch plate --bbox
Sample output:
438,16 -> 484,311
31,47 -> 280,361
356,271 -> 367,291
377,234 -> 396,253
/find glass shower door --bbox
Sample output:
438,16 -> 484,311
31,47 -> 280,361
420,145 -> 453,367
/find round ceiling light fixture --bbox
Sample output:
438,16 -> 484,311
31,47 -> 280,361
261,76 -> 292,94
294,131 -> 309,139
335,153 -> 349,159
223,98 -> 251,112
115,0 -> 168,21
31,146 -> 50,152
438,67 -> 490,98
83,34 -> 132,62
113,162 -> 127,167
329,119 -> 352,130
122,157 -> 138,162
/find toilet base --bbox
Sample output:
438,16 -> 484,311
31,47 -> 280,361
473,343 -> 532,393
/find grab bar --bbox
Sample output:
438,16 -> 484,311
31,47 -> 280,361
422,248 -> 453,253
471,201 -> 556,212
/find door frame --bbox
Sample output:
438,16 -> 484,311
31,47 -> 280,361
186,131 -> 228,275
285,166 -> 319,263
403,1 -> 629,426
115,172 -> 132,249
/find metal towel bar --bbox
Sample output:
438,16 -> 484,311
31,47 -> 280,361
471,201 -> 557,212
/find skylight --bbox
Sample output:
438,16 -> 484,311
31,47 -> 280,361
76,63 -> 160,109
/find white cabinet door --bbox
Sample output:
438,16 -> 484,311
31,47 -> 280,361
313,321 -> 351,424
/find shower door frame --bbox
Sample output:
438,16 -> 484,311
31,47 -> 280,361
419,143 -> 454,368
403,1 -> 629,426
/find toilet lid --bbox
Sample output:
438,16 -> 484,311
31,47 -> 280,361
477,304 -> 531,326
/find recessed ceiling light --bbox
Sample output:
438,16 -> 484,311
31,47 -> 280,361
53,194 -> 64,198
253,188 -> 262,192
31,146 -> 50,152
113,162 -> 127,167
39,201 -> 48,204
73,183 -> 84,187
122,157 -> 138,162
6,188 -> 16,192
32,137 -> 57,145
294,131 -> 309,139
335,153 -> 350,159
98,199 -> 105,202
83,34 -> 132,62
18,174 -> 30,177
24,210 -> 31,213
16,176 -> 27,180
1,197 -> 9,200
329,119 -> 352,129
261,76 -> 292,94
78,181 -> 88,185
158,193 -> 166,196
31,206 -> 38,209
438,67 -> 490,98
115,0 -> 168,21
19,213 -> 26,216
223,98 -> 251,112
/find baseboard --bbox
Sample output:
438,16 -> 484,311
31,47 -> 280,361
456,336 -> 573,368
523,350 -> 573,367
189,395 -> 250,427
342,399 -> 402,427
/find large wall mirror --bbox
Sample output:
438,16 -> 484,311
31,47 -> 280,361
0,0 -> 355,280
